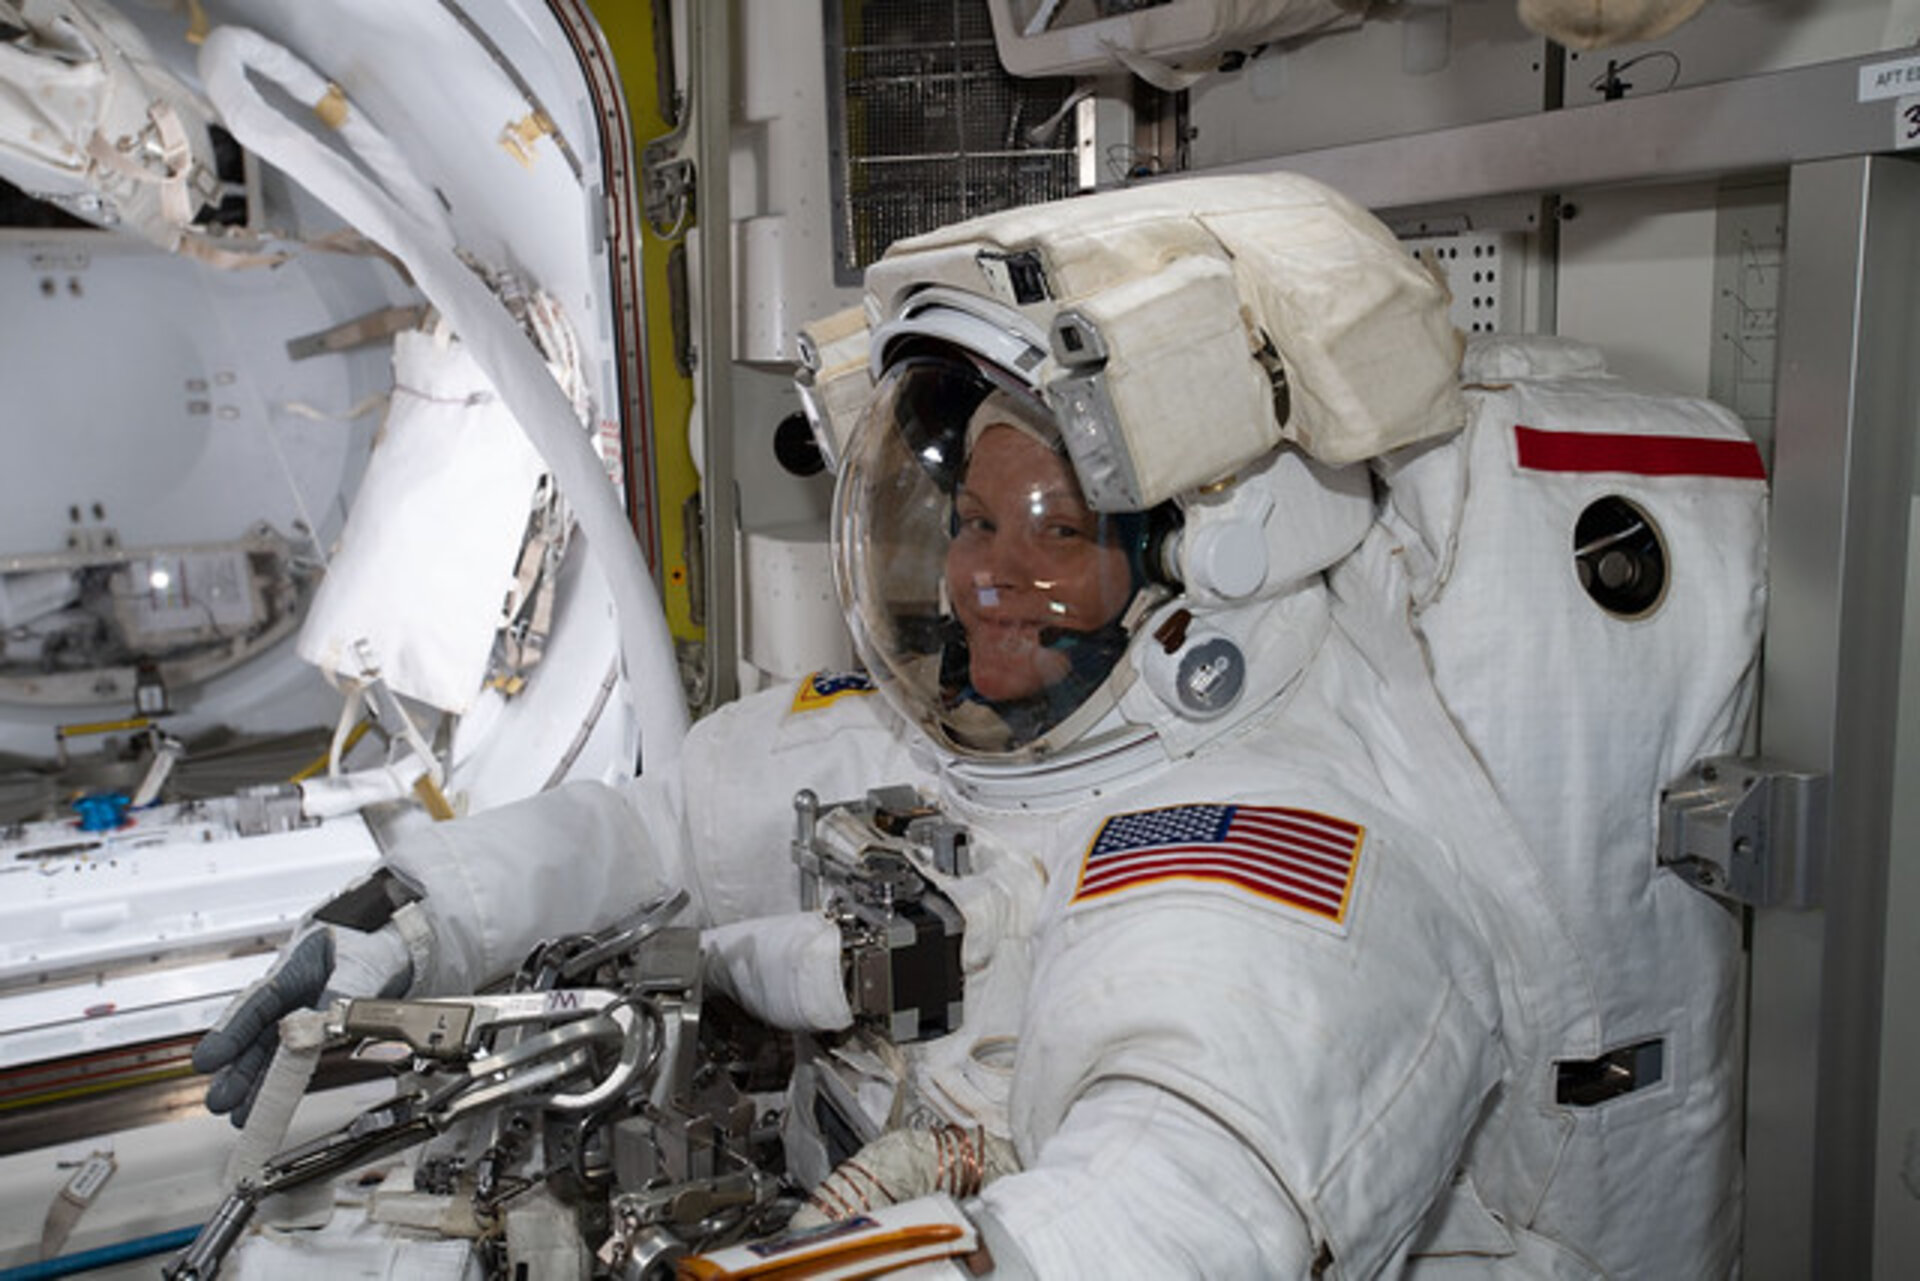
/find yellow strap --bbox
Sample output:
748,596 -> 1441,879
290,719 -> 372,782
176,234 -> 293,271
498,111 -> 555,168
413,774 -> 458,822
55,716 -> 151,741
678,1223 -> 965,1280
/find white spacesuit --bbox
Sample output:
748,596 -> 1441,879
194,174 -> 1762,1279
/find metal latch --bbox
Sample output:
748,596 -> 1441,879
1555,1038 -> 1665,1107
792,788 -> 968,1044
641,133 -> 694,238
1657,756 -> 1828,908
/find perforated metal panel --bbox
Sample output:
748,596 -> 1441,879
829,0 -> 1078,279
1408,231 -> 1527,337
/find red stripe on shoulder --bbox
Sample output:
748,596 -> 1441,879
1514,424 -> 1766,481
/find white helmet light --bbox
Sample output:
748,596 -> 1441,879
1045,254 -> 1283,511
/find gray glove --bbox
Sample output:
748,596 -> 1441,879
193,910 -> 414,1127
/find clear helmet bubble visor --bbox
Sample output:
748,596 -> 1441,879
833,349 -> 1159,759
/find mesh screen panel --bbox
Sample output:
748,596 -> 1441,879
834,0 -> 1077,274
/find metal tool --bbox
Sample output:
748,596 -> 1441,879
165,991 -> 646,1279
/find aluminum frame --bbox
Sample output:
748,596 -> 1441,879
1749,152 -> 1920,1280
691,0 -> 739,710
1202,48 -> 1912,209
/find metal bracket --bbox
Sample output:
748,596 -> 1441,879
640,135 -> 694,239
1657,755 -> 1828,908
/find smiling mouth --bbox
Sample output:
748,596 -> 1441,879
972,617 -> 1045,646
967,615 -> 1084,653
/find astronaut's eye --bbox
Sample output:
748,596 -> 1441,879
1573,495 -> 1668,620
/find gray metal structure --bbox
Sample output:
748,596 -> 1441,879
693,0 -> 738,711
1197,48 -> 1920,1280
1760,151 -> 1918,1281
824,0 -> 1080,284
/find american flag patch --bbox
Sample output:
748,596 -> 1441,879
1071,803 -> 1364,928
791,670 -> 874,713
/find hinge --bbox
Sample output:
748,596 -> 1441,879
1657,756 -> 1828,908
640,134 -> 694,239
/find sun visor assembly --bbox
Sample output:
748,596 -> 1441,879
803,174 -> 1465,512
1048,254 -> 1276,511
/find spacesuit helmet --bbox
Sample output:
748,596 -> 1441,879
832,324 -> 1172,760
804,173 -> 1469,763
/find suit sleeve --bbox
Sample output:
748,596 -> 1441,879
984,818 -> 1504,1278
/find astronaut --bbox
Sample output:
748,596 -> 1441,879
192,173 -> 1752,1278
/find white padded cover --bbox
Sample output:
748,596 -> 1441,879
296,329 -> 545,713
1378,354 -> 1767,1277
864,173 -> 1465,484
1519,0 -> 1712,51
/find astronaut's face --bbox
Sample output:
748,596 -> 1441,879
945,423 -> 1135,702
834,353 -> 1149,758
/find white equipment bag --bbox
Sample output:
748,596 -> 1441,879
296,327 -> 546,714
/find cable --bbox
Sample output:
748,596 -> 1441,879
1590,50 -> 1682,100
0,1226 -> 201,1280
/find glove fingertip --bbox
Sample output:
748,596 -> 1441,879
190,1031 -> 231,1075
204,1064 -> 247,1115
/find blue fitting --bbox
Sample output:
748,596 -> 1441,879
71,793 -> 131,832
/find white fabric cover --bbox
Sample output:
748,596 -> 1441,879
1375,357 -> 1767,1278
1056,252 -> 1280,505
1460,334 -> 1610,384
0,6 -> 107,194
296,329 -> 546,714
0,0 -> 218,249
862,173 -> 1465,485
987,0 -> 1362,88
1519,0 -> 1713,51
